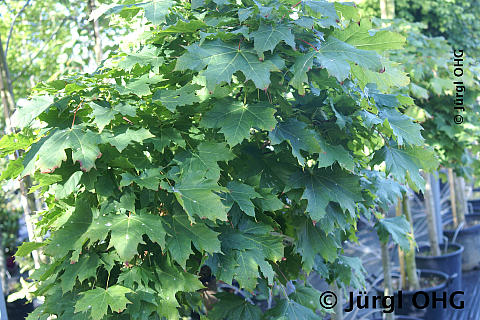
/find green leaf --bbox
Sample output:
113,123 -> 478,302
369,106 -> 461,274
120,168 -> 164,190
289,167 -> 362,219
209,220 -> 283,290
23,127 -> 102,175
15,242 -> 46,257
303,0 -> 338,28
318,203 -> 351,234
115,74 -> 163,97
173,141 -> 234,180
315,37 -> 382,82
152,259 -> 203,318
0,158 -> 23,181
238,8 -> 253,22
269,118 -> 321,166
44,196 -> 93,260
333,19 -> 406,52
148,127 -> 185,152
409,83 -> 429,99
118,45 -> 164,71
375,216 -> 411,250
335,255 -> 366,288
114,102 -> 137,117
317,139 -> 354,171
289,52 -> 315,95
201,100 -> 277,146
334,2 -> 360,20
373,145 -> 437,191
103,127 -> 154,152
264,298 -> 319,320
74,285 -> 132,320
153,85 -> 200,112
60,253 -> 100,293
0,132 -> 34,157
212,0 -> 230,6
351,61 -> 410,90
289,285 -> 322,312
295,217 -> 339,270
102,210 -> 167,261
253,188 -> 284,212
51,171 -> 83,199
366,172 -> 405,208
176,39 -> 283,90
225,181 -> 261,217
165,172 -> 229,221
380,109 -> 424,146
160,19 -> 207,34
165,213 -> 221,267
90,101 -> 118,132
13,95 -> 53,129
251,23 -> 295,56
141,0 -> 173,25
209,292 -> 262,320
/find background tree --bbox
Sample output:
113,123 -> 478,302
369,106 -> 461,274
359,0 -> 480,58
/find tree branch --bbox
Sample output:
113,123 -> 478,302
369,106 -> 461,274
5,0 -> 32,57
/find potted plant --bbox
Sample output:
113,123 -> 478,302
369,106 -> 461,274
443,170 -> 480,271
375,194 -> 453,320
414,172 -> 463,293
372,15 -> 480,273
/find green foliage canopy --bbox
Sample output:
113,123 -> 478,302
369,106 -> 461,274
2,0 -> 438,319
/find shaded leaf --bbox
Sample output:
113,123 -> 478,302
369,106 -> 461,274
289,167 -> 362,219
165,213 -> 221,267
201,100 -> 277,146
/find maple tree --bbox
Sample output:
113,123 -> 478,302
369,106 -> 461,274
0,0 -> 438,319
385,21 -> 480,178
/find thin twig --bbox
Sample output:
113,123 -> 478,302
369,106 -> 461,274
71,100 -> 84,128
299,39 -> 318,51
5,0 -> 32,57
217,283 -> 254,304
291,0 -> 301,9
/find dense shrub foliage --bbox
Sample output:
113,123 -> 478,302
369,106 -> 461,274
359,0 -> 480,58
1,0 -> 438,319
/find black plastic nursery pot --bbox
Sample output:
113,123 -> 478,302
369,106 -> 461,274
374,270 -> 452,320
467,199 -> 480,211
444,213 -> 480,271
415,243 -> 463,292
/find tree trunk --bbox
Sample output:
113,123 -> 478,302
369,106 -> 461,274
88,0 -> 103,64
0,235 -> 6,294
402,194 -> 420,291
380,242 -> 394,320
396,200 -> 406,290
380,0 -> 395,19
330,282 -> 343,320
423,173 -> 441,256
0,265 -> 7,320
448,168 -> 459,227
0,34 -> 41,269
454,176 -> 466,225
